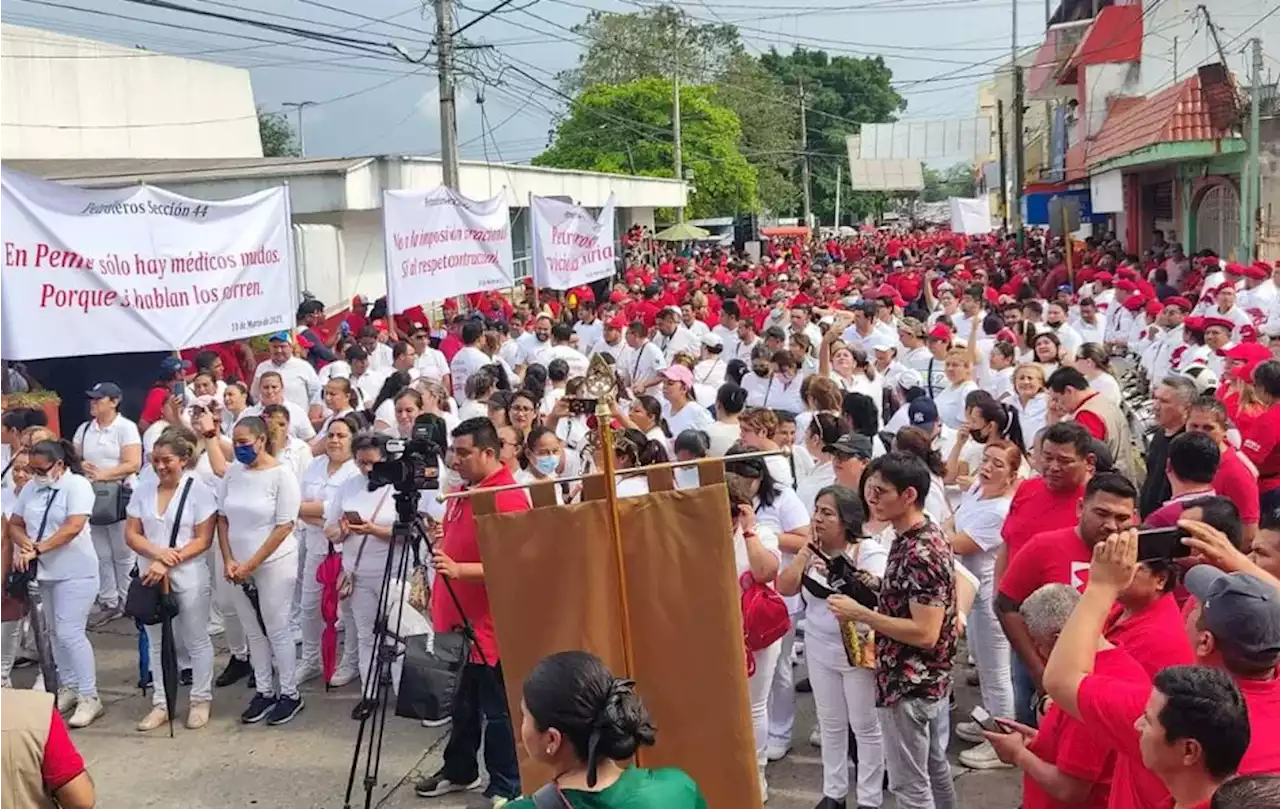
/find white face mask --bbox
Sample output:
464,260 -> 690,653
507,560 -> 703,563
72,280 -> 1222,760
32,474 -> 53,487
674,466 -> 700,489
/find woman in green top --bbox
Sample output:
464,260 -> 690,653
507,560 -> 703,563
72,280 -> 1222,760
507,651 -> 707,809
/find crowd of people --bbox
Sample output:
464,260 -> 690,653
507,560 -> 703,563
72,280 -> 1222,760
3,224 -> 1280,809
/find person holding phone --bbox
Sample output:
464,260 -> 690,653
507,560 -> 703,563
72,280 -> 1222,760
216,416 -> 304,726
983,582 -> 1147,809
776,485 -> 887,809
323,434 -> 398,718
123,428 -> 217,731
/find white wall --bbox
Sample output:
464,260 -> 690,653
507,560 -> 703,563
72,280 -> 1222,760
1,25 -> 262,159
1083,62 -> 1141,139
1138,0 -> 1277,97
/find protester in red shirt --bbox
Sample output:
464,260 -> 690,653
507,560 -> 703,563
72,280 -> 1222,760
1187,396 -> 1260,548
418,417 -> 529,803
139,356 -> 190,432
0,689 -> 95,809
1001,421 -> 1096,563
998,471 -> 1137,726
1143,432 -> 1221,529
984,582 -> 1148,809
1045,527 -> 1280,809
1239,360 -> 1280,512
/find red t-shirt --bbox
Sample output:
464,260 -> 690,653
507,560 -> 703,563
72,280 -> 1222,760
432,465 -> 530,664
1143,489 -> 1218,530
1001,478 -> 1086,561
1024,648 -> 1146,809
1072,391 -> 1108,441
1076,667 -> 1169,809
999,527 -> 1094,605
1240,404 -> 1280,492
1215,447 -> 1261,524
41,705 -> 85,791
1235,676 -> 1280,775
139,384 -> 170,424
1102,594 -> 1195,678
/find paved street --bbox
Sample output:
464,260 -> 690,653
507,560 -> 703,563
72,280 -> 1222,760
22,622 -> 1020,808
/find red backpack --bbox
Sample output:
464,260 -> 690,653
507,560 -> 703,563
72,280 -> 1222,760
740,573 -> 791,677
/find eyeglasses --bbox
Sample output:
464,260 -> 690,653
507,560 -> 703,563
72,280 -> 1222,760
509,404 -> 535,414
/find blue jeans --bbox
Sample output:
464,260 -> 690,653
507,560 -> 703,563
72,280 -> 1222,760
1010,652 -> 1039,729
441,662 -> 521,800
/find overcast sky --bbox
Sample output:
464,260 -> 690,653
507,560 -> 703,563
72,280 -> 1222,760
6,0 -> 1050,162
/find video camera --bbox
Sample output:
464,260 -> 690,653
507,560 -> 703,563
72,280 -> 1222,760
367,413 -> 446,492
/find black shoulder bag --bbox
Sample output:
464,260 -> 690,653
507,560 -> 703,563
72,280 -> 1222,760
3,489 -> 58,599
124,479 -> 193,626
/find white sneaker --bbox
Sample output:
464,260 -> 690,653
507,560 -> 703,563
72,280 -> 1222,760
809,726 -> 822,747
328,664 -> 359,688
421,716 -> 452,728
955,720 -> 986,744
68,696 -> 104,728
765,740 -> 790,762
294,658 -> 323,685
56,686 -> 77,714
959,740 -> 1013,770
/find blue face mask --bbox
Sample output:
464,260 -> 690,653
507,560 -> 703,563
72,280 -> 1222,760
534,455 -> 559,476
234,444 -> 258,465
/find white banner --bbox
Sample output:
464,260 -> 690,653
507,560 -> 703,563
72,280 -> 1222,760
529,193 -> 617,290
382,187 -> 514,313
1,168 -> 294,361
949,196 -> 993,235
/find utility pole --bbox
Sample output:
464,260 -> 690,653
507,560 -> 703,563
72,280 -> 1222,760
834,163 -> 842,228
1010,0 -> 1024,245
799,81 -> 812,228
997,98 -> 1009,230
435,0 -> 460,189
1244,37 -> 1263,263
672,18 -> 684,222
282,101 -> 315,156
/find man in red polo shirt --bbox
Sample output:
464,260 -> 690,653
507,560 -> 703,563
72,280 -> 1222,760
1187,396 -> 1260,548
1001,422 -> 1095,565
417,417 -> 529,804
1045,528 -> 1280,809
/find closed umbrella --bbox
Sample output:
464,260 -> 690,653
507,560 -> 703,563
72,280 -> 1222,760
159,579 -> 179,738
24,581 -> 58,694
316,547 -> 343,686
239,579 -> 268,635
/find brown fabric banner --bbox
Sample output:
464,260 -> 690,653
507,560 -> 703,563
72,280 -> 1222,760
475,468 -> 760,808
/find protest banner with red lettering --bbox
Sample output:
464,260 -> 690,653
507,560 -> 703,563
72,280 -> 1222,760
1,168 -> 295,361
382,186 -> 514,313
528,193 -> 617,291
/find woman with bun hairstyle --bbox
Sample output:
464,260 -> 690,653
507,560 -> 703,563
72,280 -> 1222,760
705,383 -> 747,457
508,650 -> 706,809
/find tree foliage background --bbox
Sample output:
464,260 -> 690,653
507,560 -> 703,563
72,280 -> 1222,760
921,162 -> 979,202
258,107 -> 301,158
534,4 -> 905,221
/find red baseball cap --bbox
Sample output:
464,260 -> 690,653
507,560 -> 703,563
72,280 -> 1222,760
1243,264 -> 1268,281
1202,316 -> 1235,332
1116,279 -> 1138,292
1183,316 -> 1207,332
1225,343 -> 1271,364
1164,296 -> 1193,312
605,314 -> 627,330
928,324 -> 953,342
1145,299 -> 1164,317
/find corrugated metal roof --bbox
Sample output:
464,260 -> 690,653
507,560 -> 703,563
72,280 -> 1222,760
1084,75 -> 1233,168
1,156 -> 371,182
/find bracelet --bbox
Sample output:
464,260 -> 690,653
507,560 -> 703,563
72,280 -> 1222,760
202,430 -> 218,440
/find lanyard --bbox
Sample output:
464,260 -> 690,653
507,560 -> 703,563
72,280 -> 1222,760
699,359 -> 723,383
631,342 -> 647,380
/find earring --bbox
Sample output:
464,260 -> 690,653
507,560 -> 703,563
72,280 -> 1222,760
545,747 -> 554,756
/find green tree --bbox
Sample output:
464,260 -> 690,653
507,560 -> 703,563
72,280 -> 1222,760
533,78 -> 757,219
258,107 -> 301,158
921,162 -> 978,202
759,48 -> 905,224
714,54 -> 800,215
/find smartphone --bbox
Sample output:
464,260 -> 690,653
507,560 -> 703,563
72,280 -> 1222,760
1137,526 -> 1191,560
971,706 -> 1003,734
343,510 -> 365,525
172,380 -> 185,399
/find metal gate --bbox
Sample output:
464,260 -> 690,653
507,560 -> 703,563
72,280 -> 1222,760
1196,183 -> 1241,257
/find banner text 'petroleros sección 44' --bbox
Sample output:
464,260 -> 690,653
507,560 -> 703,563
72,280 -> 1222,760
529,192 -> 617,291
382,186 -> 515,314
0,168 -> 295,361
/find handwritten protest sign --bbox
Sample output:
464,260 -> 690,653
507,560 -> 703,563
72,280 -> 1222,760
1,168 -> 295,360
529,193 -> 617,291
382,186 -> 514,313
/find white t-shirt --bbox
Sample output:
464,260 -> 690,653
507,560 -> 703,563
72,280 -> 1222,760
734,525 -> 782,581
624,342 -> 668,389
125,472 -> 218,590
252,357 -> 321,413
616,474 -> 650,499
14,472 -> 97,581
1090,372 -> 1123,404
801,538 -> 889,657
742,372 -> 806,414
933,380 -> 978,430
75,415 -> 142,487
693,358 -> 728,391
755,485 -> 810,614
795,459 -> 836,516
666,401 -> 714,439
547,344 -> 591,380
415,348 -> 451,384
922,473 -> 951,525
450,345 -> 492,402
217,463 -> 301,564
656,326 -> 701,362
325,478 -> 398,575
299,456 -> 360,556
574,319 -> 604,351
240,401 -> 317,441
953,484 -> 1012,592
704,421 -> 741,457
350,368 -> 391,408
589,338 -> 627,360
712,324 -> 741,360
1013,393 -> 1049,450
519,334 -> 555,368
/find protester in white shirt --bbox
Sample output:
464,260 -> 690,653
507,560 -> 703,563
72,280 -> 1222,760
243,372 -> 316,442
1044,302 -> 1083,356
547,323 -> 591,379
742,348 -> 806,414
10,439 -> 103,727
659,366 -> 714,444
624,322 -> 668,394
654,308 -> 701,362
693,333 -> 729,391
252,333 -> 322,420
931,349 -> 979,430
411,335 -> 451,388
590,315 -> 630,360
124,431 -> 217,732
1074,343 -> 1123,404
1070,299 -> 1107,346
573,303 -> 605,350
218,416 -> 305,726
450,321 -> 492,404
518,316 -> 556,368
795,414 -> 840,514
713,302 -> 744,360
73,382 -> 143,618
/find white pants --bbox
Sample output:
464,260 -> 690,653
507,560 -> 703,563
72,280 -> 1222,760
966,578 -> 1015,719
228,553 -> 298,699
749,638 -> 783,787
348,571 -> 398,700
213,550 -> 247,659
91,521 -> 134,608
1,619 -> 18,684
290,543 -> 306,631
41,575 -> 99,698
809,641 -> 885,806
767,622 -> 799,748
144,567 -> 214,708
298,547 -> 327,669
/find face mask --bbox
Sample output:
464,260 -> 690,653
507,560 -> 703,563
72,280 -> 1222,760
969,428 -> 988,444
754,368 -> 770,378
674,467 -> 700,489
534,455 -> 559,476
234,444 -> 258,465
32,474 -> 52,487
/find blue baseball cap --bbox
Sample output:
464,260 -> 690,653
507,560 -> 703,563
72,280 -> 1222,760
267,331 -> 291,343
86,382 -> 123,400
1184,567 -> 1280,658
908,398 -> 938,430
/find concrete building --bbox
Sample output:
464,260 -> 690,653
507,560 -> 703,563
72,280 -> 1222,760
1,24 -> 262,160
5,156 -> 687,308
